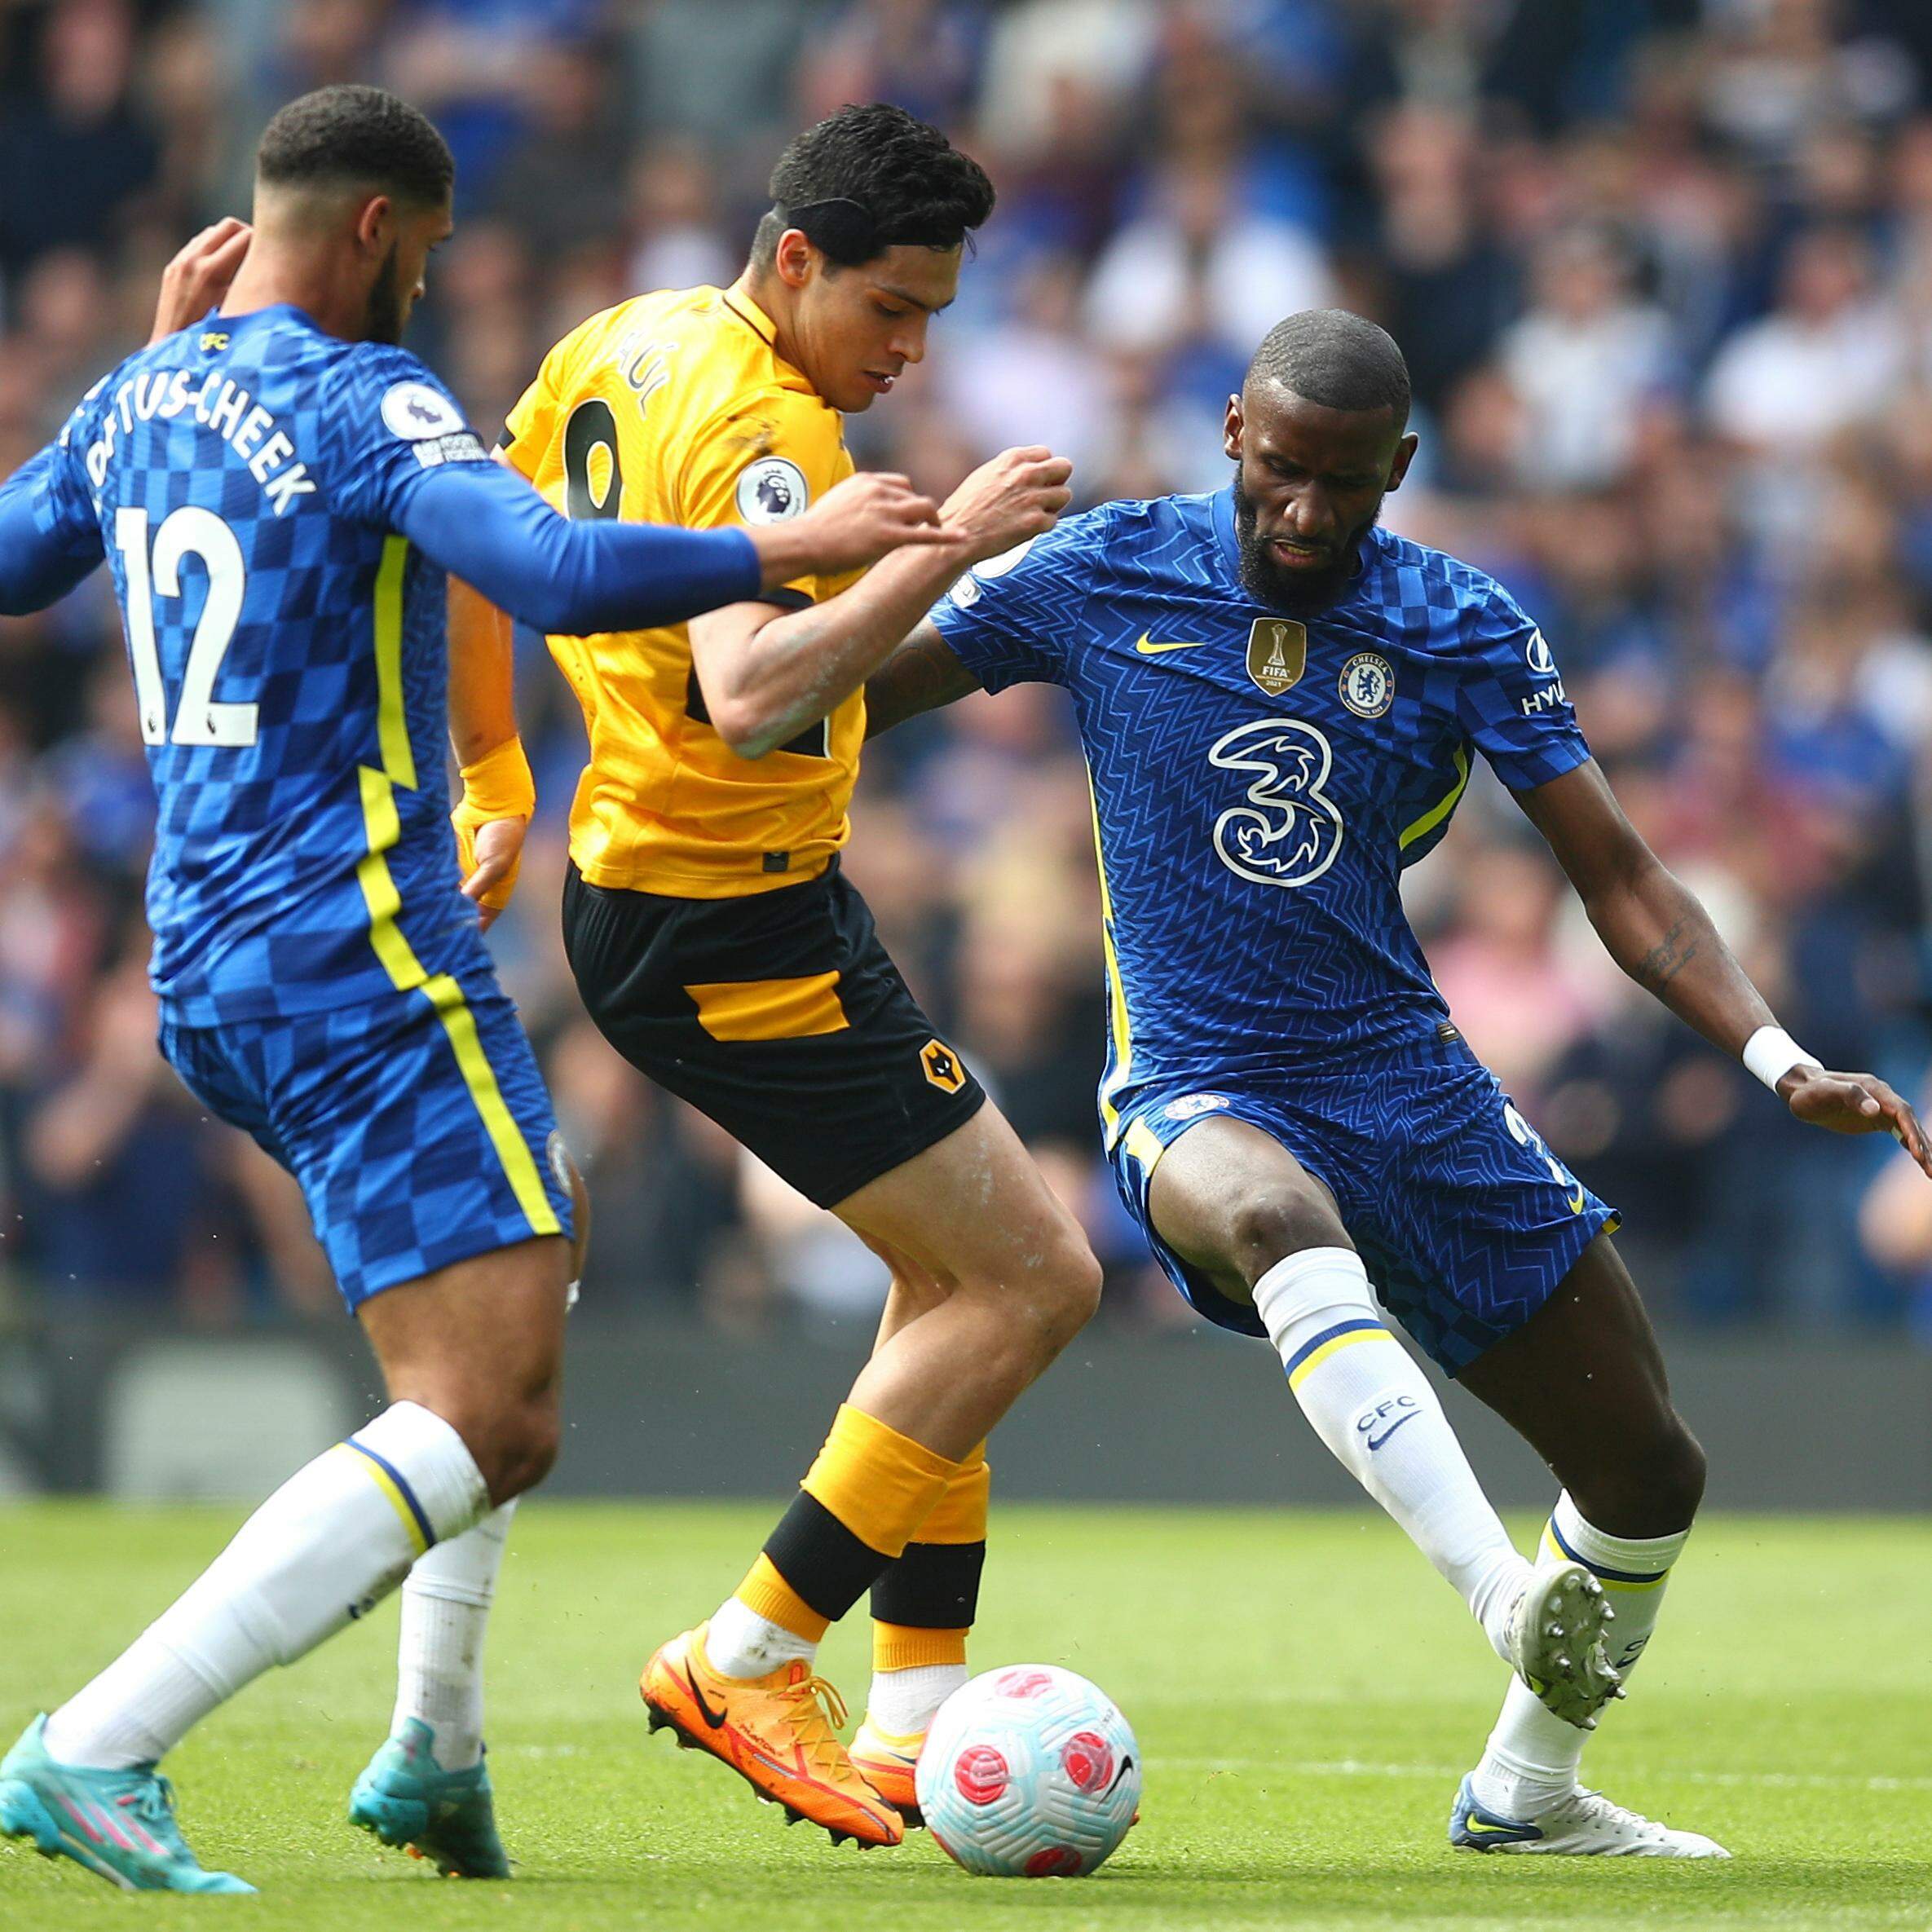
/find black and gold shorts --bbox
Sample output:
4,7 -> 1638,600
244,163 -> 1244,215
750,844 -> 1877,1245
561,858 -> 986,1209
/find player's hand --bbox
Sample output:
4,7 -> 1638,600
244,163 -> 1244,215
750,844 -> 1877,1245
456,813 -> 527,932
937,446 -> 1074,564
767,471 -> 945,583
1780,1065 -> 1932,1176
149,218 -> 252,344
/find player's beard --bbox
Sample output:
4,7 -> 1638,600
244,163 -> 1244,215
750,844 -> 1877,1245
1232,472 -> 1383,616
363,244 -> 407,346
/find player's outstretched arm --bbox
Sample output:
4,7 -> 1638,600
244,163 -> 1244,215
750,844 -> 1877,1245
1517,758 -> 1932,1173
396,458 -> 769,636
862,622 -> 984,738
742,470 -> 948,591
689,447 -> 1071,760
0,446 -> 104,615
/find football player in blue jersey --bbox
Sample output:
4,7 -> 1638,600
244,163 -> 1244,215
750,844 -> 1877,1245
0,86 -> 942,1894
860,309 -> 1932,1857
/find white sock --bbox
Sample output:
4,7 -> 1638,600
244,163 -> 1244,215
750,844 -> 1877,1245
43,1402 -> 488,1771
1472,1491 -> 1690,1818
704,1596 -> 816,1679
390,1499 -> 516,1771
1254,1248 -> 1530,1659
867,1662 -> 967,1736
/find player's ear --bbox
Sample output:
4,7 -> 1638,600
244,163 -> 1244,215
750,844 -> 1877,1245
1386,431 -> 1419,494
353,192 -> 394,255
1222,394 -> 1243,461
773,227 -> 816,291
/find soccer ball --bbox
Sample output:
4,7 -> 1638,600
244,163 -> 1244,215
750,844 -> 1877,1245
915,1665 -> 1140,1877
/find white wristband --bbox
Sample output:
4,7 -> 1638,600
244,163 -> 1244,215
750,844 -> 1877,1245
1742,1025 -> 1819,1093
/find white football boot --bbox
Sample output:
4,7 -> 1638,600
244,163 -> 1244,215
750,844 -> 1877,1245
1449,1775 -> 1730,1857
1503,1561 -> 1621,1729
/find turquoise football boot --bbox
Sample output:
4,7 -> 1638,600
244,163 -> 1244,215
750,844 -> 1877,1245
348,1718 -> 509,1877
0,1715 -> 254,1893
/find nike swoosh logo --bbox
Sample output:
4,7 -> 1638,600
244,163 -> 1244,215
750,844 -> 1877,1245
683,1665 -> 728,1730
1462,1815 -> 1529,1837
1134,633 -> 1210,655
1365,1410 -> 1421,1452
1567,1185 -> 1586,1215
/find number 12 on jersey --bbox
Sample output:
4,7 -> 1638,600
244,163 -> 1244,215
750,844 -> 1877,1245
113,505 -> 257,748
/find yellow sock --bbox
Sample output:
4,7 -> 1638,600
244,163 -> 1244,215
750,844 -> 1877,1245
874,1621 -> 970,1672
734,1552 -> 830,1644
801,1405 -> 962,1554
914,1442 -> 989,1546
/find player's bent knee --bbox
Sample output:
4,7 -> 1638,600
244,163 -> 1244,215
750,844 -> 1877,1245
471,1395 -> 562,1505
1223,1188 -> 1348,1288
1043,1236 -> 1105,1344
1570,1411 -> 1706,1535
1637,1416 -> 1707,1525
983,1228 -> 1102,1369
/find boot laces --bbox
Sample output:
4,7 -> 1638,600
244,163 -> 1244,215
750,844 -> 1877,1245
1563,1788 -> 1656,1837
773,1672 -> 854,1777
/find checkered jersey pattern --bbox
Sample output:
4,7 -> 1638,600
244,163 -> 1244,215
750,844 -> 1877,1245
929,489 -> 1592,1125
159,965 -> 568,1308
36,305 -> 490,1025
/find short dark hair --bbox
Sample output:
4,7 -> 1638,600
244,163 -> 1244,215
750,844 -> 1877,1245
1246,310 -> 1411,429
751,103 -> 995,269
257,86 -> 454,206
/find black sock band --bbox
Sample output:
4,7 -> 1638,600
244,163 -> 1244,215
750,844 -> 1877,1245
762,1489 -> 893,1623
870,1539 -> 986,1629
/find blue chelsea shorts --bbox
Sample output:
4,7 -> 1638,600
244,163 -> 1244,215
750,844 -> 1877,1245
1109,1033 -> 1619,1376
160,968 -> 572,1311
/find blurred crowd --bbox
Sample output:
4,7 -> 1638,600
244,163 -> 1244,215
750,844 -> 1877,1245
6,0 -> 1932,1340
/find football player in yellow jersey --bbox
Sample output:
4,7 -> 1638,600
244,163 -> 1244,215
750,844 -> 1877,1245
444,105 -> 1099,1848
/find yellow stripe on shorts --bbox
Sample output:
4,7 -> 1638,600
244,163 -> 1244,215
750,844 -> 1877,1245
1122,1118 -> 1167,1176
683,971 -> 847,1042
352,545 -> 561,1245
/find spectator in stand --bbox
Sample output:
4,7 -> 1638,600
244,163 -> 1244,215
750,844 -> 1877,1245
1705,224 -> 1902,540
1361,102 -> 1517,416
0,0 -> 159,292
1497,223 -> 1678,492
624,141 -> 736,300
485,37 -> 631,257
1083,153 -> 1334,369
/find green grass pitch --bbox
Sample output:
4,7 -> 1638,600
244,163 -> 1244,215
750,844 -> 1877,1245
2,1502 -> 1927,1929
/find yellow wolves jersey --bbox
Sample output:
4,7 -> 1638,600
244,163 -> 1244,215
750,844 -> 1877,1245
501,279 -> 862,897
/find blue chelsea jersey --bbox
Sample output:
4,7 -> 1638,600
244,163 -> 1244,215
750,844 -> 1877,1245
928,489 -> 1591,1133
33,306 -> 493,1025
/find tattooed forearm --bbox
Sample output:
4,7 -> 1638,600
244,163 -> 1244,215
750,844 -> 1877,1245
1634,915 -> 1700,990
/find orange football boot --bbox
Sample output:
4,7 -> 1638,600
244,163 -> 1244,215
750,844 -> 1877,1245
849,1718 -> 924,1826
640,1625 -> 903,1848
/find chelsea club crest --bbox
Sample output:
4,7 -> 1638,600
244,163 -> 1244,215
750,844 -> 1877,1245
1338,652 -> 1396,719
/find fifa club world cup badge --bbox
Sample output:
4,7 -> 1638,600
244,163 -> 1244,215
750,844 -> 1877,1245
1339,651 -> 1396,718
1246,618 -> 1307,696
